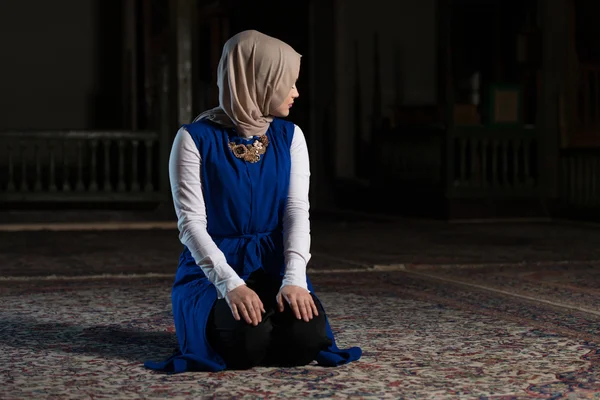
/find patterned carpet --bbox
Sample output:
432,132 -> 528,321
2,266 -> 599,399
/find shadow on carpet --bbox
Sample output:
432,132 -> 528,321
1,269 -> 599,399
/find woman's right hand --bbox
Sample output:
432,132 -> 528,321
225,285 -> 265,326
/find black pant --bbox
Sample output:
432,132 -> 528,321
206,269 -> 331,369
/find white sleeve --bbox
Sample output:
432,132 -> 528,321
169,127 -> 246,299
281,124 -> 311,291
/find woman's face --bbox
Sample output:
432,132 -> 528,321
271,84 -> 299,118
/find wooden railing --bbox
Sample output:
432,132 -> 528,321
373,126 -> 539,199
561,150 -> 600,208
0,57 -> 171,205
447,127 -> 538,197
0,130 -> 165,202
560,65 -> 600,211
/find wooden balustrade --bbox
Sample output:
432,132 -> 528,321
0,130 -> 163,202
448,128 -> 538,197
561,150 -> 600,208
374,126 -> 539,199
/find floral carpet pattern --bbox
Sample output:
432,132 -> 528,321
1,267 -> 600,399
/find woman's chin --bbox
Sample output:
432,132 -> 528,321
271,109 -> 290,118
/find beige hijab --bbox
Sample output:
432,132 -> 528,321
193,30 -> 301,137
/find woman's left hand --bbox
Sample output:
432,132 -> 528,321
277,285 -> 319,322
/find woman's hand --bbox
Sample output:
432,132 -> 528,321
277,285 -> 319,322
225,285 -> 265,326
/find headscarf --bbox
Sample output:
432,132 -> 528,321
193,30 -> 301,137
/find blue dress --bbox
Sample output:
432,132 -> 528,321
144,118 -> 362,373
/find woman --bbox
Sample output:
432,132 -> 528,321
145,30 -> 362,373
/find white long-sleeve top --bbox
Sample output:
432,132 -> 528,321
168,124 -> 311,299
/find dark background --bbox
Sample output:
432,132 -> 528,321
0,0 -> 598,223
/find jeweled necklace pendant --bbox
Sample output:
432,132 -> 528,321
228,135 -> 269,163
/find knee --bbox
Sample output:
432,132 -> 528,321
287,295 -> 330,349
273,313 -> 331,367
207,301 -> 273,370
240,319 -> 273,355
224,319 -> 273,369
287,313 -> 330,350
